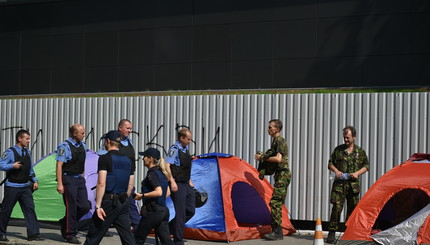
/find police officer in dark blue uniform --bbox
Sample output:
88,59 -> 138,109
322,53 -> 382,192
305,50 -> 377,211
0,130 -> 43,242
166,128 -> 195,245
84,130 -> 136,245
56,124 -> 90,244
98,119 -> 140,231
134,148 -> 174,245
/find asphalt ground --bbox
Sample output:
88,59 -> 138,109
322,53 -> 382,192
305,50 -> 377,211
0,225 -> 344,245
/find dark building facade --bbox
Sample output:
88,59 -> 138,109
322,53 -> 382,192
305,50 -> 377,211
0,0 -> 429,95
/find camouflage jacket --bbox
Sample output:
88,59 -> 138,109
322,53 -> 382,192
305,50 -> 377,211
328,144 -> 369,173
328,144 -> 369,193
261,136 -> 289,170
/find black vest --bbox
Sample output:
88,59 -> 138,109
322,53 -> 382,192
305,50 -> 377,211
142,167 -> 168,205
170,148 -> 192,183
62,141 -> 86,175
8,147 -> 31,183
119,139 -> 135,163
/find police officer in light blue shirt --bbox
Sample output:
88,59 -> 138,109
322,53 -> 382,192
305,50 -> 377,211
56,124 -> 90,244
0,129 -> 43,242
165,128 -> 195,245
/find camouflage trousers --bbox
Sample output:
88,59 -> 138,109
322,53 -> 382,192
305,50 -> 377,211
329,180 -> 359,231
270,169 -> 292,226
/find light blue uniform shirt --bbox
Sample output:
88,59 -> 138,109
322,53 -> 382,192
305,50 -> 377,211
0,145 -> 38,187
165,141 -> 189,166
56,137 -> 87,162
97,137 -> 133,156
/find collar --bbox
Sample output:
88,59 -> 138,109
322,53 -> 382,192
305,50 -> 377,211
13,145 -> 28,153
67,137 -> 83,147
175,141 -> 189,151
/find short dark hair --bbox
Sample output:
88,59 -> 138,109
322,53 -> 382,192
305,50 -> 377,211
178,128 -> 191,140
16,129 -> 30,143
343,126 -> 356,137
118,119 -> 132,128
269,119 -> 283,131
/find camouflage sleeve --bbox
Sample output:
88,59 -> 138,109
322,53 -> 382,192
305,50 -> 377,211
359,150 -> 369,171
261,149 -> 275,161
328,149 -> 336,169
275,137 -> 288,166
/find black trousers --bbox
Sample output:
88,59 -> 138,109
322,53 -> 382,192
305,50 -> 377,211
169,182 -> 195,245
84,196 -> 136,245
62,175 -> 90,238
135,205 -> 173,245
0,185 -> 39,237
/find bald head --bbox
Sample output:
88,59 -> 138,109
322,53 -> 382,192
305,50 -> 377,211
69,124 -> 85,142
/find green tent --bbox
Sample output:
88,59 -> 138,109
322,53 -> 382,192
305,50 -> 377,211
11,151 -> 99,221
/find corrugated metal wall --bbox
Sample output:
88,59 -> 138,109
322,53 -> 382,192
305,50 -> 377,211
0,92 -> 429,222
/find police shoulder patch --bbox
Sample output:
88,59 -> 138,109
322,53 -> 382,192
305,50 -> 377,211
168,148 -> 177,157
1,152 -> 8,160
58,148 -> 65,156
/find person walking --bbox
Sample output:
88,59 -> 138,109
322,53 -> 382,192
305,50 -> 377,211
0,130 -> 43,242
254,119 -> 291,240
84,130 -> 136,245
134,148 -> 174,245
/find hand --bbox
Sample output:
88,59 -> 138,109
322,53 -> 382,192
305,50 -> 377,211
189,180 -> 194,188
335,171 -> 343,179
254,154 -> 262,161
350,172 -> 359,179
134,193 -> 143,200
33,182 -> 38,191
97,208 -> 106,221
171,181 -> 178,192
12,161 -> 22,169
57,184 -> 64,194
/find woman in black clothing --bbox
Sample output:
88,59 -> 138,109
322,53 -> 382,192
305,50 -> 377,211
134,148 -> 173,245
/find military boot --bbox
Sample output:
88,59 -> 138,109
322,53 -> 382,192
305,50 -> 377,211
263,225 -> 283,240
326,230 -> 336,244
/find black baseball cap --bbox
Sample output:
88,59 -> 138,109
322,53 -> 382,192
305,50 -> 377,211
138,148 -> 161,160
102,130 -> 121,143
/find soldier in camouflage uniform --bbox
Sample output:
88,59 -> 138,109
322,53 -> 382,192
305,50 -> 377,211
254,119 -> 291,241
326,126 -> 369,244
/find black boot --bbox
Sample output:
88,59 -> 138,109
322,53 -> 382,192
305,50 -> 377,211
326,230 -> 336,244
264,225 -> 283,240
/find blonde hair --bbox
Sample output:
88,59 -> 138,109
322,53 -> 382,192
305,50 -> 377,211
157,157 -> 172,180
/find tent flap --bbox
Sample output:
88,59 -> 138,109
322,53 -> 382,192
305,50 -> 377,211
370,204 -> 430,245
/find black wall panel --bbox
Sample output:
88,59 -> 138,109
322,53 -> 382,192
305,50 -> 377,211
0,0 -> 429,95
231,22 -> 272,60
0,38 -> 20,70
193,25 -> 231,62
192,62 -> 231,89
118,65 -> 155,91
119,30 -> 155,65
231,60 -> 272,89
273,20 -> 317,59
155,63 -> 191,90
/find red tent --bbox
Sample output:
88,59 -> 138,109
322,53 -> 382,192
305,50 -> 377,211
340,153 -> 430,245
182,153 -> 296,242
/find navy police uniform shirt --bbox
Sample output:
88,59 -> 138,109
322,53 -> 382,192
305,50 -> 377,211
0,145 -> 38,187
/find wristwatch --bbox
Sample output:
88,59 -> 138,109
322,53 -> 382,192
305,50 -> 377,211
95,206 -> 101,210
